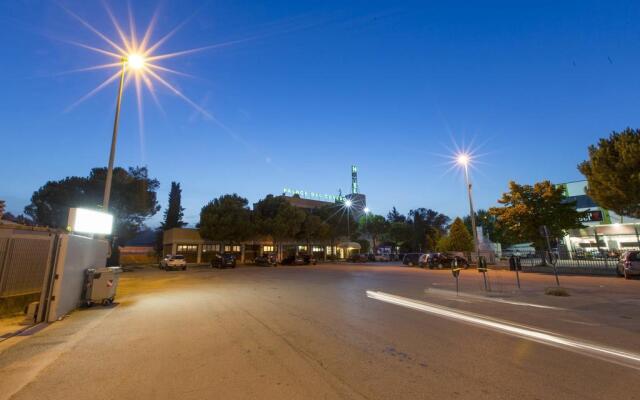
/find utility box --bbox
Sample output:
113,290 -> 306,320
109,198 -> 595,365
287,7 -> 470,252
82,267 -> 122,306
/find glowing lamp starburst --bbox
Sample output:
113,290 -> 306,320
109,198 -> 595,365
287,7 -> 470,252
127,53 -> 146,70
457,153 -> 470,166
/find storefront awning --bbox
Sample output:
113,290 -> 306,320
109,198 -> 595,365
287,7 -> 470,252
337,242 -> 361,250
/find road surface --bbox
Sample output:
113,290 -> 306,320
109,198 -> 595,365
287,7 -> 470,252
1,264 -> 639,399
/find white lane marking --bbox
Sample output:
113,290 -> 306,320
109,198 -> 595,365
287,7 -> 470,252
366,291 -> 640,369
425,288 -> 564,310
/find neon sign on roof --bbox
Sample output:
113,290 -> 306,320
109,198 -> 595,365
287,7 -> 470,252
283,188 -> 345,202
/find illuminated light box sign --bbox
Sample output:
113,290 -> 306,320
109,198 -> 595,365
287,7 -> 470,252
67,208 -> 114,235
283,188 -> 344,202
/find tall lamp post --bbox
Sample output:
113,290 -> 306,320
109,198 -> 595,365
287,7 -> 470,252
345,199 -> 353,238
102,54 -> 146,210
457,154 -> 480,262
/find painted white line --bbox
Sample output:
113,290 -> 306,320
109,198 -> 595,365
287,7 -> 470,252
367,290 -> 640,369
425,288 -> 565,310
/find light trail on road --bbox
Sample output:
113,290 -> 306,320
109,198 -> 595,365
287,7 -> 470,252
366,290 -> 640,370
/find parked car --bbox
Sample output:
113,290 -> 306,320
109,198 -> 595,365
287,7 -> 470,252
160,254 -> 187,271
281,255 -> 306,265
374,254 -> 391,262
301,254 -> 317,265
255,253 -> 277,267
402,253 -> 424,266
617,251 -> 640,279
211,253 -> 236,269
347,254 -> 369,263
428,253 -> 469,269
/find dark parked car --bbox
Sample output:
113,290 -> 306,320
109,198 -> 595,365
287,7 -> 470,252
301,254 -> 317,265
281,255 -> 306,265
402,253 -> 424,266
347,253 -> 369,263
428,253 -> 469,269
255,253 -> 277,267
211,253 -> 236,269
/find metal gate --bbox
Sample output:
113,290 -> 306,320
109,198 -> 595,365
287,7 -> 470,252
0,226 -> 58,320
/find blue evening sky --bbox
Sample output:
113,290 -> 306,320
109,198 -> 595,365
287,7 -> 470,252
1,0 -> 639,226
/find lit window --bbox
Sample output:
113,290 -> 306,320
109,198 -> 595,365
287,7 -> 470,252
225,245 -> 241,252
202,244 -> 220,253
263,245 -> 275,252
312,246 -> 323,252
298,245 -> 307,251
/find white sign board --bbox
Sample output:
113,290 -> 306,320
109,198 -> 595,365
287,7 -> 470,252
67,208 -> 113,235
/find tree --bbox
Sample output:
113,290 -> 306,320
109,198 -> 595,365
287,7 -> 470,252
358,214 -> 388,251
463,209 -> 514,246
578,127 -> 640,220
24,167 -> 160,243
442,218 -> 474,252
388,221 -> 413,252
199,194 -> 254,244
314,204 -> 350,246
387,207 -> 406,223
1,212 -> 34,226
298,212 -> 330,252
408,208 -> 450,252
253,195 -> 306,247
489,181 -> 585,249
161,182 -> 186,230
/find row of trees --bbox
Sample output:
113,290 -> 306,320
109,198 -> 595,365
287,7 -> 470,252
7,127 -> 638,257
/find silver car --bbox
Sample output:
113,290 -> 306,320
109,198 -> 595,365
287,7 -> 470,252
617,251 -> 640,279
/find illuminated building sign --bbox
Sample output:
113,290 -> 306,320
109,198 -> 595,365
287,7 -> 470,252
580,209 -> 604,223
67,208 -> 114,235
283,188 -> 344,202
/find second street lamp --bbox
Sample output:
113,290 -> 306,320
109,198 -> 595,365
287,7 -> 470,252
457,153 -> 480,263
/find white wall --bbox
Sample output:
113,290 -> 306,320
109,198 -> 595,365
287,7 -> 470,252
47,234 -> 109,322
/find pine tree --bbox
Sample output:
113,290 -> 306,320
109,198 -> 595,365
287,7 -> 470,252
445,217 -> 474,252
161,182 -> 186,230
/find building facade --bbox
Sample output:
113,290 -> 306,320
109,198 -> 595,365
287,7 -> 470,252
560,180 -> 640,253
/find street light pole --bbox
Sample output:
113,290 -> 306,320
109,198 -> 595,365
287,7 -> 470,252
463,162 -> 480,258
103,60 -> 126,211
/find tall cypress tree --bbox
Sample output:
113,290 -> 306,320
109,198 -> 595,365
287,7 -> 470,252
161,182 -> 186,230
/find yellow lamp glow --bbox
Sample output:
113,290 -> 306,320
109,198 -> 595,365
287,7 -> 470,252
127,53 -> 145,70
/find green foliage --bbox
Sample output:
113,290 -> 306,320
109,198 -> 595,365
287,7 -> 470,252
161,182 -> 186,230
489,180 -> 585,249
578,127 -> 640,219
358,214 -> 388,250
463,209 -> 514,246
386,207 -> 406,223
199,194 -> 254,243
443,218 -> 474,252
435,235 -> 450,252
408,208 -> 449,252
24,166 -> 160,242
387,221 -> 413,250
253,195 -> 306,244
314,204 -> 350,244
298,213 -> 331,246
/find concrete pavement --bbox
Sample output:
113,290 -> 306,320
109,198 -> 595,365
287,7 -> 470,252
1,264 -> 639,399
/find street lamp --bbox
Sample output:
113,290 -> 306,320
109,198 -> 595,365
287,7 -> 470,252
102,54 -> 146,210
457,153 -> 480,262
344,199 -> 353,239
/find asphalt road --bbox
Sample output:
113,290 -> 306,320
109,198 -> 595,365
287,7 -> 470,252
1,264 -> 639,400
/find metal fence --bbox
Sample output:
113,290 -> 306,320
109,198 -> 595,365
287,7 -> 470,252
512,249 -> 627,275
0,227 -> 57,316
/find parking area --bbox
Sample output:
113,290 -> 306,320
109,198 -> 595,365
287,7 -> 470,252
1,263 -> 639,400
